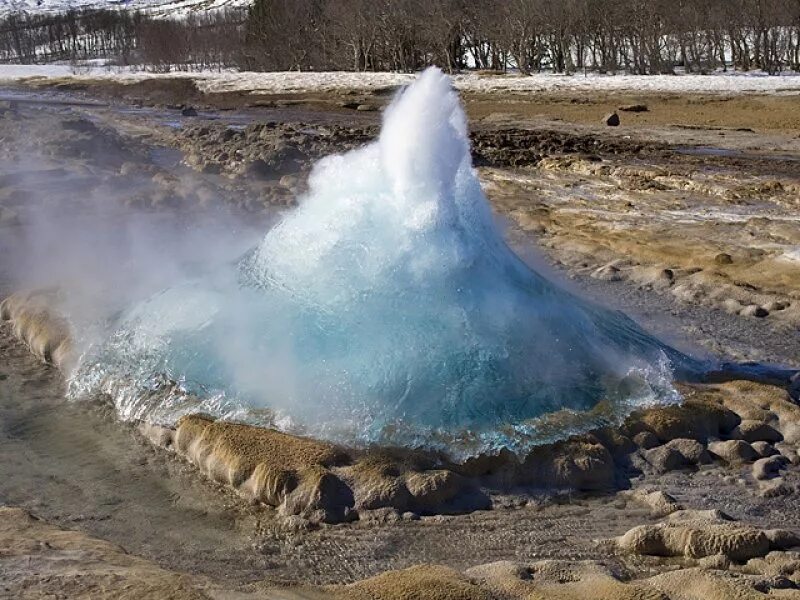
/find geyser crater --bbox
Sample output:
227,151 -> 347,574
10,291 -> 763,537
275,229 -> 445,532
68,68 -> 704,458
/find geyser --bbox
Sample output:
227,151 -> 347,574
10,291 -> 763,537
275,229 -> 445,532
69,68 -> 699,456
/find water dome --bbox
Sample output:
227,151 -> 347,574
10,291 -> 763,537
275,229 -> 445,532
69,68 -> 704,457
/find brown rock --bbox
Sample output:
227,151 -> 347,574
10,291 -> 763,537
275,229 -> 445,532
345,456 -> 415,512
240,463 -> 297,506
753,455 -> 789,481
624,395 -> 740,443
174,414 -> 348,482
646,567 -> 773,600
625,489 -> 683,517
764,529 -> 800,551
330,564 -> 491,600
524,439 -> 616,491
240,158 -> 271,178
774,442 -> 800,464
592,264 -> 623,281
714,253 -> 734,265
456,448 -> 520,481
732,420 -> 783,444
468,559 -> 667,600
352,472 -> 411,512
170,414 -> 358,521
758,478 -> 794,498
741,304 -> 769,318
707,439 -> 758,464
633,431 -> 660,450
588,427 -> 637,458
617,511 -> 770,561
137,422 -> 175,449
0,291 -> 74,370
750,441 -> 779,458
405,469 -> 468,512
280,466 -> 355,523
0,507 -> 209,599
721,298 -> 744,315
764,300 -> 789,312
642,439 -> 711,473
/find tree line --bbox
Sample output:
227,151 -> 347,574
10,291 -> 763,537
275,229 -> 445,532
244,0 -> 800,75
0,9 -> 142,64
1,0 -> 799,75
0,7 -> 246,70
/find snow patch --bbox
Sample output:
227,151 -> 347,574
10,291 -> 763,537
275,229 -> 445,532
0,0 -> 250,18
0,64 -> 799,95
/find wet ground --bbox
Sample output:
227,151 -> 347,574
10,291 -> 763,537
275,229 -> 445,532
0,86 -> 799,588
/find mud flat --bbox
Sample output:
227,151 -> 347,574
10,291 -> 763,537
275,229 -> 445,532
0,86 -> 799,596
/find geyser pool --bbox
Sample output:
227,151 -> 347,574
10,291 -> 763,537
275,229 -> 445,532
68,68 -> 700,456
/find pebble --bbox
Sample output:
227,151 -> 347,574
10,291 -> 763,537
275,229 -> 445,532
714,253 -> 733,265
741,305 -> 769,318
752,455 -> 789,480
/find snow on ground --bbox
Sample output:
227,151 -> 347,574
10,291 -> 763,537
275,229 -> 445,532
0,0 -> 249,18
0,63 -> 799,96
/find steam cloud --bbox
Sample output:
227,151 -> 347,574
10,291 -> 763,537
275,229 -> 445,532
68,68 -> 697,456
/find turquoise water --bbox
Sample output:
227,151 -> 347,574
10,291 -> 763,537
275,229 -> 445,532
68,68 -> 702,457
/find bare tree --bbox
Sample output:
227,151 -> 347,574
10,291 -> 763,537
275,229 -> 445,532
2,0 -> 799,76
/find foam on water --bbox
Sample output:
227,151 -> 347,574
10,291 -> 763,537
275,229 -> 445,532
68,68 -> 697,456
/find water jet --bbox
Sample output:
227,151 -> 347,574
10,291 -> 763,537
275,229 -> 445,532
62,68 -> 795,459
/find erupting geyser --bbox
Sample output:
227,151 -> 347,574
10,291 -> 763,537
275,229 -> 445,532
69,68 -> 700,456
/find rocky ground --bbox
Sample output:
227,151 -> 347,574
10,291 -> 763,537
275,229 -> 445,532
0,82 -> 799,598
490,151 -> 800,364
7,500 -> 800,599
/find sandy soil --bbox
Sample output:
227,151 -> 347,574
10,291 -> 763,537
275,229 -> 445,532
0,83 -> 798,595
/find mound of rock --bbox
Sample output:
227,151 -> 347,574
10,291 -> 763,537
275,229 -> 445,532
330,551 -> 800,599
621,488 -> 683,517
146,415 -> 355,523
141,415 -> 490,523
331,564 -> 491,600
708,439 -> 759,464
178,122 -> 375,180
177,120 -> 659,181
617,510 -> 771,561
0,506 -> 209,599
0,290 -> 73,370
470,559 -> 665,600
139,374 -> 800,524
470,127 -> 652,167
622,392 -> 741,444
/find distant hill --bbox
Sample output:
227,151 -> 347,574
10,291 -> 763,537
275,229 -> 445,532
0,0 -> 251,18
